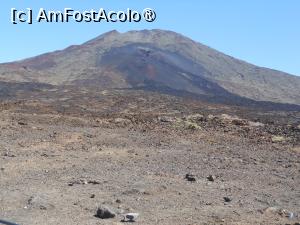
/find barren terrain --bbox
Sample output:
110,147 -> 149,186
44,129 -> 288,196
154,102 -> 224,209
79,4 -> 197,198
0,89 -> 299,225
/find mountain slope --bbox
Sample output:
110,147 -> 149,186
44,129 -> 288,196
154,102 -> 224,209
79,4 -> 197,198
0,29 -> 300,105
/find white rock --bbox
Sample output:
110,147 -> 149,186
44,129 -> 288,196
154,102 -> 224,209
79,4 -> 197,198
122,213 -> 139,222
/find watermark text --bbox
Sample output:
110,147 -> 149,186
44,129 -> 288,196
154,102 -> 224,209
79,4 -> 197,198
11,8 -> 156,24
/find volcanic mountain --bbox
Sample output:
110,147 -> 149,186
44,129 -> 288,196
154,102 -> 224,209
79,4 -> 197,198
0,29 -> 300,106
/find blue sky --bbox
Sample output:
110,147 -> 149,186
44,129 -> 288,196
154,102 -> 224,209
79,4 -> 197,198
0,1 -> 299,76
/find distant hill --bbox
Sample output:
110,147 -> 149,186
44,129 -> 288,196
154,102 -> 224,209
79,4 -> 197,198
1,29 -> 300,106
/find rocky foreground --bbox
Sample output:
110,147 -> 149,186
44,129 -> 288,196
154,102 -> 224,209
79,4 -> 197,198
0,94 -> 299,225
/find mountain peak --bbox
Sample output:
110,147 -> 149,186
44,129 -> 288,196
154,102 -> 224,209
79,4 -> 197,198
85,30 -> 120,44
0,29 -> 300,106
86,29 -> 188,45
99,29 -> 120,37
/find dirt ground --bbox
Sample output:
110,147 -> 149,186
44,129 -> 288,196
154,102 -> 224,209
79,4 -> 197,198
0,92 -> 299,225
